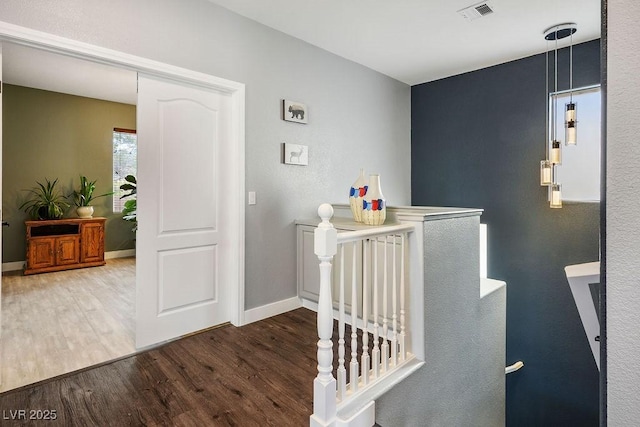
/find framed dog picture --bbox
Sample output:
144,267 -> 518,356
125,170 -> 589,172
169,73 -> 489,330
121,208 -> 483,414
283,100 -> 308,124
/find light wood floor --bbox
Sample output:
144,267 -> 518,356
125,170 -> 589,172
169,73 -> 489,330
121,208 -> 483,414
1,257 -> 136,392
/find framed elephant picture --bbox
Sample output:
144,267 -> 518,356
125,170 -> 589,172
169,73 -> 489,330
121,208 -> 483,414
283,100 -> 308,124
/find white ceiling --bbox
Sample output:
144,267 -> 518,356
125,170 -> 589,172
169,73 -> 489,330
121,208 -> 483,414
207,0 -> 601,85
1,0 -> 600,101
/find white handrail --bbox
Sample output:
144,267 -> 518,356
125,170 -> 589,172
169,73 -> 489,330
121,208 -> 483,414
505,361 -> 524,374
337,223 -> 415,244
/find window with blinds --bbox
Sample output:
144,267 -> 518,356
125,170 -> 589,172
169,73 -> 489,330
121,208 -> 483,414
113,128 -> 137,213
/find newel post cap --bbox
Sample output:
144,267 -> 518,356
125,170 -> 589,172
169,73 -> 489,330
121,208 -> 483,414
317,203 -> 334,225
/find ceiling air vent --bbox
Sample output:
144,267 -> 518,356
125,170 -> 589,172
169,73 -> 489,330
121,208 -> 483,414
457,1 -> 495,22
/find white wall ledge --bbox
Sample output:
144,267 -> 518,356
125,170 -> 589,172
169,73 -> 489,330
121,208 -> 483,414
481,278 -> 506,299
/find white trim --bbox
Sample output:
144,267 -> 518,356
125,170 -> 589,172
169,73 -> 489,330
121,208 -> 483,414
0,20 -> 245,335
2,261 -> 24,273
243,297 -> 302,325
230,81 -> 246,327
302,298 -> 320,312
480,223 -> 487,279
0,21 -> 244,94
105,249 -> 136,259
480,277 -> 506,299
336,358 -> 424,422
335,401 -> 375,427
3,249 -> 136,272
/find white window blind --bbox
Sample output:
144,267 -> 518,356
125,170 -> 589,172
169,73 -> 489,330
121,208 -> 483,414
113,128 -> 137,212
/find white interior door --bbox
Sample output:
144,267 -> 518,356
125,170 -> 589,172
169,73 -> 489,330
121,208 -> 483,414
0,43 -> 4,386
136,74 -> 234,348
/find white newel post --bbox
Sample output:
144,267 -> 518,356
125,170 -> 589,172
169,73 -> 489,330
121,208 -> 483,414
310,204 -> 338,427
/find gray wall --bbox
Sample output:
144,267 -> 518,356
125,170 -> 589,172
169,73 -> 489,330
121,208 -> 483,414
2,85 -> 136,262
0,0 -> 411,308
376,214 -> 506,426
411,40 -> 601,425
607,0 -> 640,424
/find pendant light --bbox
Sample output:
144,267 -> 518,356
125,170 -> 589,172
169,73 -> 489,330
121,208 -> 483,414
550,140 -> 562,164
540,160 -> 552,186
540,23 -> 577,208
540,42 -> 552,186
550,184 -> 563,208
566,103 -> 577,145
565,27 -> 578,145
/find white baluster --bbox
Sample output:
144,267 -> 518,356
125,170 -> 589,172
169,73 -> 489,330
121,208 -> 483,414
381,235 -> 389,372
372,237 -> 380,379
361,239 -> 370,386
337,244 -> 347,400
350,241 -> 359,393
311,204 -> 337,427
400,233 -> 406,361
392,234 -> 398,367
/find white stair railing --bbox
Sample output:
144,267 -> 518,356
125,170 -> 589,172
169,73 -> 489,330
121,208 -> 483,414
310,204 -> 415,427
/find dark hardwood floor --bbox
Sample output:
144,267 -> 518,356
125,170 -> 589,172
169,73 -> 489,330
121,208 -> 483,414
0,308 -> 321,426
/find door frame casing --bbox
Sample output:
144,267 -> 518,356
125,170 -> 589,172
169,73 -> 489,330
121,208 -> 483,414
0,21 -> 246,326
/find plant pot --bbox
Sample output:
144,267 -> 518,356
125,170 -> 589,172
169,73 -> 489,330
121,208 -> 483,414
77,206 -> 94,218
37,205 -> 64,220
37,206 -> 49,220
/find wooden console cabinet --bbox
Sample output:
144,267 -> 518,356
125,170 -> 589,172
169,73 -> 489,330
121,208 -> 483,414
24,217 -> 106,275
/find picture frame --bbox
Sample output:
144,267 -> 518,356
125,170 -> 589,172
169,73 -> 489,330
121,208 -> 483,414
283,143 -> 309,166
283,100 -> 308,124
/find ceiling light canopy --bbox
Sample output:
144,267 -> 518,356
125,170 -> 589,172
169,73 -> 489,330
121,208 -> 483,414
543,22 -> 577,41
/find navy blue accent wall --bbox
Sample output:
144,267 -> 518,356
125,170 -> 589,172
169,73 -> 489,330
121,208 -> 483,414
411,39 -> 601,426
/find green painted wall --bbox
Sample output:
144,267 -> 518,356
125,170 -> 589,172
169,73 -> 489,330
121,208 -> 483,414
2,84 -> 136,263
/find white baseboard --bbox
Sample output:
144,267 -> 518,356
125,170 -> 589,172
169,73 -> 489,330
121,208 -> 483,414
105,249 -> 136,259
243,296 -> 302,325
301,298 -> 319,312
2,249 -> 136,272
336,400 -> 375,427
2,261 -> 25,272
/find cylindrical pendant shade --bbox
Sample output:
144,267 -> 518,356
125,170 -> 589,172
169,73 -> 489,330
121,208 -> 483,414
550,140 -> 562,165
565,102 -> 576,121
540,160 -> 552,186
565,102 -> 577,145
550,184 -> 562,208
566,124 -> 577,145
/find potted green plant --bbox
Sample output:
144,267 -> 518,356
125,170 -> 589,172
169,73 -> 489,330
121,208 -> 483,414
119,174 -> 137,232
71,175 -> 113,218
19,178 -> 70,220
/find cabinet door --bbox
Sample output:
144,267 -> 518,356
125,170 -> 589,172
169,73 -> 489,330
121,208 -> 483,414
56,236 -> 80,265
298,226 -> 321,300
297,225 -> 362,306
81,221 -> 104,263
28,238 -> 56,270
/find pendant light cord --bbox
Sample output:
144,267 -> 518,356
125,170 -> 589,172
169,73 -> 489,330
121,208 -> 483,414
553,27 -> 558,142
553,27 -> 559,184
545,42 -> 549,159
570,30 -> 574,103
